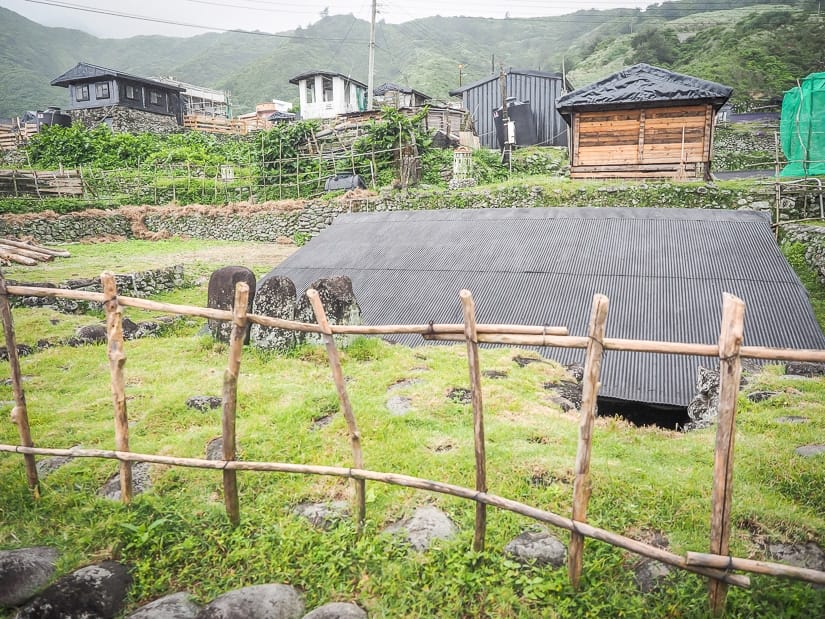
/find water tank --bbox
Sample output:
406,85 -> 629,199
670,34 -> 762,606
493,99 -> 538,149
37,106 -> 71,128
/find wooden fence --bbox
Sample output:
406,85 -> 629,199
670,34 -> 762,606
0,122 -> 38,151
2,274 -> 825,616
0,168 -> 84,198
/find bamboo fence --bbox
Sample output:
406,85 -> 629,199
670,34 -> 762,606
2,276 -> 825,615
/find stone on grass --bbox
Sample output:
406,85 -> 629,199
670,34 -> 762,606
99,462 -> 152,500
775,416 -> 809,424
292,501 -> 350,530
0,547 -> 59,607
384,506 -> 458,551
747,391 -> 779,403
186,396 -> 223,412
785,362 -> 825,377
386,395 -> 412,416
207,267 -> 257,344
302,602 -> 367,619
206,437 -> 226,461
36,452 -> 77,477
295,277 -> 362,346
503,531 -> 566,568
795,444 -> 825,458
196,584 -> 304,619
15,561 -> 131,619
73,324 -> 108,345
766,542 -> 825,572
633,558 -> 673,593
250,275 -> 298,351
127,592 -> 201,619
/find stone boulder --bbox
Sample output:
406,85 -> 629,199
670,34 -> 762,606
295,277 -> 362,346
384,505 -> 458,551
207,267 -> 256,344
127,592 -> 201,618
0,547 -> 59,607
98,462 -> 153,501
15,561 -> 131,619
303,602 -> 366,619
686,367 -> 720,431
250,275 -> 298,351
196,584 -> 304,619
503,531 -> 566,568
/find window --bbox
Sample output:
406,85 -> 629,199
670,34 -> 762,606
306,79 -> 315,104
322,76 -> 334,102
76,84 -> 89,102
125,85 -> 137,100
96,82 -> 110,99
149,90 -> 163,105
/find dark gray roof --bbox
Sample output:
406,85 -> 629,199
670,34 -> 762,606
51,62 -> 183,91
556,63 -> 733,114
374,82 -> 430,99
449,68 -> 564,97
288,70 -> 367,88
268,207 -> 825,407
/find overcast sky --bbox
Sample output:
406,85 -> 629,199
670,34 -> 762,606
1,0 -> 660,38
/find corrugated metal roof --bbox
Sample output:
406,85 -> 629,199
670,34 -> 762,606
266,207 -> 825,407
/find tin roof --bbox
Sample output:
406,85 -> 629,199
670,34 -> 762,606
449,68 -> 565,96
267,207 -> 825,407
51,62 -> 184,91
557,63 -> 732,114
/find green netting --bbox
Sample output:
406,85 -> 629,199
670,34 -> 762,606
781,72 -> 825,177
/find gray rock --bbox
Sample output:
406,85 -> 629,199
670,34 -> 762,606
74,323 -> 108,345
206,438 -> 224,461
0,547 -> 59,607
186,396 -> 223,412
785,362 -> 825,377
386,395 -> 412,416
99,462 -> 153,500
633,558 -> 672,593
302,602 -> 366,619
36,452 -> 77,477
686,367 -> 720,430
250,275 -> 298,351
503,531 -> 566,568
775,416 -> 809,424
295,277 -> 362,346
292,501 -> 350,530
766,542 -> 825,572
127,592 -> 201,619
795,444 -> 825,458
384,505 -> 458,551
196,584 -> 304,619
207,267 -> 256,344
747,391 -> 779,403
15,561 -> 131,619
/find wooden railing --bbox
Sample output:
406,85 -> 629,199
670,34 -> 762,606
2,274 -> 825,616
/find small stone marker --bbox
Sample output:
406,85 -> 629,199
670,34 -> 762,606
795,444 -> 825,458
775,416 -> 809,424
292,501 -> 350,530
127,592 -> 201,619
186,396 -> 223,412
747,391 -> 779,403
303,602 -> 367,619
503,531 -> 566,568
384,505 -> 458,551
99,462 -> 153,500
207,266 -> 256,344
250,275 -> 298,351
15,561 -> 131,619
386,395 -> 412,416
0,547 -> 59,607
295,277 -> 362,346
633,558 -> 673,593
196,583 -> 304,619
73,323 -> 108,345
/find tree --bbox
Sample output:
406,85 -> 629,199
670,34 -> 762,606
628,27 -> 679,67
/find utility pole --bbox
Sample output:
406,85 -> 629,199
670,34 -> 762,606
499,65 -> 511,167
367,0 -> 376,110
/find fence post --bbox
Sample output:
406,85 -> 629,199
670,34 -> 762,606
569,293 -> 609,589
460,290 -> 487,552
708,293 -> 746,616
307,289 -> 366,531
222,281 -> 249,526
0,271 -> 40,496
101,272 -> 132,504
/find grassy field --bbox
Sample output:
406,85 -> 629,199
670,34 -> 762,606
1,239 -> 824,617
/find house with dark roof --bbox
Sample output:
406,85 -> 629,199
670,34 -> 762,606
51,62 -> 184,130
449,69 -> 569,149
556,63 -> 733,179
289,71 -> 367,119
373,82 -> 430,109
264,207 -> 825,423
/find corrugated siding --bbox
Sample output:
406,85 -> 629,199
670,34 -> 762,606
460,72 -> 568,149
268,207 -> 825,407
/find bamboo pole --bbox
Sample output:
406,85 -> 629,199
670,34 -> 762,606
0,238 -> 70,257
101,272 -> 132,504
686,551 -> 825,586
0,244 -> 53,262
0,442 -> 749,589
0,251 -> 37,266
460,290 -> 487,552
569,294 -> 609,589
0,272 -> 39,496
222,282 -> 249,526
307,288 -> 366,530
708,293 -> 746,616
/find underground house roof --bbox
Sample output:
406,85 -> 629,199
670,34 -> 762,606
266,207 -> 825,408
556,63 -> 733,115
51,62 -> 184,91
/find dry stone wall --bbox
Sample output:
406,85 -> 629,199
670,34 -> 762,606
781,224 -> 825,284
70,107 -> 181,135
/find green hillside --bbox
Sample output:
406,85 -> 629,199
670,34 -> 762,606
1,0 -> 823,118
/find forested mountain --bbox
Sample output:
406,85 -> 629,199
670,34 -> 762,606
1,0 -> 823,118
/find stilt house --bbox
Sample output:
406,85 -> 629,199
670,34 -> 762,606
556,64 -> 732,179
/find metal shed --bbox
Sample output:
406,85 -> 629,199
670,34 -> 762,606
265,207 -> 825,412
449,69 -> 569,149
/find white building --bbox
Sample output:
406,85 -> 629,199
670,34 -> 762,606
289,71 -> 367,119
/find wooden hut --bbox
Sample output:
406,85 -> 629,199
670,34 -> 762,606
556,64 -> 732,179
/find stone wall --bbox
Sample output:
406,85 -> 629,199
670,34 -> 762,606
70,107 -> 181,135
780,224 -> 825,284
0,183 -> 777,244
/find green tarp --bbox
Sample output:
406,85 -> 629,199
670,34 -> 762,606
781,72 -> 825,177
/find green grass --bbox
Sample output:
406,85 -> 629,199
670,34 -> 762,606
0,239 -> 823,617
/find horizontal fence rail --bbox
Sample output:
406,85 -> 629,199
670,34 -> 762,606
2,277 -> 825,616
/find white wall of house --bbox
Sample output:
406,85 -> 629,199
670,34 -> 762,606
297,74 -> 363,119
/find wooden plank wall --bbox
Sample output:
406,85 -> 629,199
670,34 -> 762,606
571,104 -> 713,179
0,169 -> 83,197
